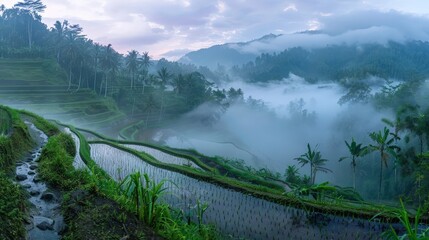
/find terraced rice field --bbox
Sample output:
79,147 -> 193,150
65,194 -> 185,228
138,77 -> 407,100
90,142 -> 392,240
0,60 -> 125,130
64,128 -> 88,170
122,143 -> 202,169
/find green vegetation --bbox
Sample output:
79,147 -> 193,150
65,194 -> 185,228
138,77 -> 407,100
119,172 -> 169,227
44,119 -> 220,239
377,199 -> 429,240
0,108 -> 11,136
340,138 -> 368,189
295,143 -> 331,185
0,172 -> 26,240
369,127 -> 401,201
233,42 -> 429,84
0,106 -> 33,240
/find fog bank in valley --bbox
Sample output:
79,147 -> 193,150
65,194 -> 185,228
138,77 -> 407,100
163,75 -> 393,185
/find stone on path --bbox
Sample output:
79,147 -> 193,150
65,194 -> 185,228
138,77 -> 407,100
16,174 -> 27,181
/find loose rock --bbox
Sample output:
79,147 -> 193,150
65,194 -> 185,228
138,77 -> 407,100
36,221 -> 54,231
41,192 -> 55,202
30,190 -> 40,196
16,174 -> 27,181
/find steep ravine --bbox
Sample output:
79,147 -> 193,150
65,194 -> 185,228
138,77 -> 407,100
15,122 -> 64,239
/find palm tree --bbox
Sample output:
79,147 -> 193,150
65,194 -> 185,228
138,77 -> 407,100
100,44 -> 119,97
369,127 -> 400,201
295,143 -> 331,185
14,0 -> 46,49
140,51 -> 152,70
92,43 -> 100,91
125,50 -> 139,89
52,20 -> 67,63
339,138 -> 367,189
156,67 -> 172,90
156,67 -> 172,122
382,116 -> 403,184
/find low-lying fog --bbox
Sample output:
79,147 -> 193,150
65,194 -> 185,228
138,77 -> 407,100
159,75 -> 394,185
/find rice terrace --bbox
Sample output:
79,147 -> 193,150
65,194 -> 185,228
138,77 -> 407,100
1,0 -> 429,239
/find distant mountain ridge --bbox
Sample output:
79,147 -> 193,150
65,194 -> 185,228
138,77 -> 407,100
179,34 -> 282,69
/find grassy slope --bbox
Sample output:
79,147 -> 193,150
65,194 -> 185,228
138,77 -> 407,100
0,59 -> 125,131
0,106 -> 34,239
23,110 -> 163,239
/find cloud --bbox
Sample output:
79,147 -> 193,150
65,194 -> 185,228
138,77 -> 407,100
234,10 -> 429,54
4,0 -> 429,59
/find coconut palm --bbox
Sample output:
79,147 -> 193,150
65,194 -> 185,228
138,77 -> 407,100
14,0 -> 46,49
369,127 -> 400,201
125,50 -> 139,89
382,116 -> 403,184
100,44 -> 119,97
156,67 -> 172,90
140,51 -> 152,70
339,138 -> 367,189
295,143 -> 331,185
156,67 -> 172,122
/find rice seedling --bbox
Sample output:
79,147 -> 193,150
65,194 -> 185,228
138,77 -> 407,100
89,142 -> 393,239
123,143 -> 202,169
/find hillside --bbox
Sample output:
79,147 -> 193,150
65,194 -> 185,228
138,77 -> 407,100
0,59 -> 125,131
178,34 -> 280,69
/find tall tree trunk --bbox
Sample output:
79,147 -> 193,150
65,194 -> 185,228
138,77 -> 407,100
158,92 -> 164,123
131,95 -> 136,117
56,50 -> 61,63
99,79 -> 103,95
67,65 -> 72,91
378,153 -> 383,201
104,74 -> 108,97
76,61 -> 82,92
352,158 -> 356,190
93,59 -> 97,91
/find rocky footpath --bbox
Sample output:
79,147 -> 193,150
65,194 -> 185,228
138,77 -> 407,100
15,122 -> 64,240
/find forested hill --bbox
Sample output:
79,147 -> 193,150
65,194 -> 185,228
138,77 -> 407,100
232,41 -> 429,83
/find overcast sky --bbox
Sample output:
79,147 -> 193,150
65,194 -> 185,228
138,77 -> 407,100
3,0 -> 429,59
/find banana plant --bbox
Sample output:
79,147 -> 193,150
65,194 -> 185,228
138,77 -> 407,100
339,138 -> 368,189
369,127 -> 400,201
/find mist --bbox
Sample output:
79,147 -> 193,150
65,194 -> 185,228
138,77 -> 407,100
153,74 -> 395,186
231,10 -> 429,55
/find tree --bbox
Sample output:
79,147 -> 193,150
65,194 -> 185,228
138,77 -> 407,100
156,67 -> 172,122
401,105 -> 429,156
52,20 -> 67,63
140,51 -> 152,70
125,50 -> 139,89
100,44 -> 119,97
339,138 -> 367,189
92,43 -> 101,91
369,127 -> 400,201
382,116 -> 403,185
295,143 -> 331,185
14,0 -> 46,49
63,23 -> 83,91
156,67 -> 172,90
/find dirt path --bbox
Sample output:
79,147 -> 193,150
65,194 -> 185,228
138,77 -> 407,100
15,122 -> 65,240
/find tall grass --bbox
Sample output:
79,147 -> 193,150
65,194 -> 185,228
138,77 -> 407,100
380,199 -> 429,240
119,171 -> 169,228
